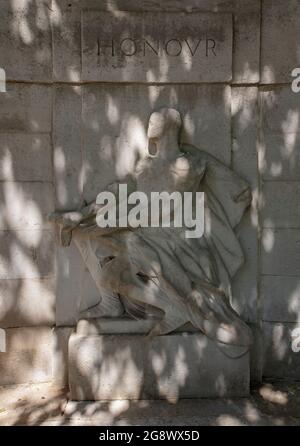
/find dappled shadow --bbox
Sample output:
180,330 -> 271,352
0,0 -> 300,414
1,381 -> 300,426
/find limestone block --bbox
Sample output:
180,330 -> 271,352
231,218 -> 258,323
259,134 -> 300,181
76,318 -> 198,336
0,327 -> 54,385
191,0 -> 260,83
232,87 -> 259,186
55,241 -> 84,326
261,182 -> 300,228
0,277 -> 56,328
0,134 -> 52,182
261,87 -> 300,136
83,84 -> 231,202
261,0 -> 300,83
227,0 -> 260,83
263,322 -> 300,380
262,276 -> 300,323
259,87 -> 300,180
82,10 -> 233,83
69,332 -> 250,400
77,318 -> 157,336
77,0 -> 260,83
51,1 -> 81,82
248,322 -> 263,384
0,84 -> 51,133
0,182 -> 54,230
0,229 -> 55,280
0,0 -> 52,82
53,85 -> 83,210
231,87 -> 259,322
55,251 -> 109,327
261,229 -> 300,276
52,327 -> 74,386
79,267 -> 103,314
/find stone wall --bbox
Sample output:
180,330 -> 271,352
0,0 -> 299,386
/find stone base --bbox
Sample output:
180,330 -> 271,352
69,325 -> 250,400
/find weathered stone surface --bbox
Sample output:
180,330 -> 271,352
55,248 -> 104,327
79,267 -> 103,314
263,322 -> 300,380
0,0 -> 260,84
0,134 -> 52,182
56,104 -> 251,355
83,84 -> 231,202
0,326 -> 75,387
232,219 -> 258,323
0,84 -> 51,133
227,0 -> 260,83
261,229 -> 300,276
76,318 -> 154,336
0,0 -> 52,82
231,87 -> 259,322
0,182 -> 54,230
0,327 -> 53,385
56,217 -> 112,326
232,87 -> 259,185
0,382 -> 67,426
76,318 -> 199,336
249,322 -> 263,384
0,277 -> 55,328
53,85 -> 87,327
261,182 -> 300,228
51,1 -> 81,82
261,87 -> 300,135
0,229 -> 55,280
78,0 -> 260,83
55,239 -> 85,327
261,0 -> 300,83
52,327 -> 74,386
259,87 -> 300,180
53,85 -> 83,210
259,134 -> 300,181
262,276 -> 300,323
69,332 -> 250,400
82,11 -> 232,83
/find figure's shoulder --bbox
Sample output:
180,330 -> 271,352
180,143 -> 237,176
177,145 -> 206,180
180,143 -> 210,169
180,143 -> 219,165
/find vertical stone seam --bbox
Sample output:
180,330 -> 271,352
50,1 -> 58,329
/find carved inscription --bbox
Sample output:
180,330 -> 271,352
82,12 -> 233,82
97,38 -> 217,58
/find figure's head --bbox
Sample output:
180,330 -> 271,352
147,107 -> 182,141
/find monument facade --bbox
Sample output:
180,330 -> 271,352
0,0 -> 300,394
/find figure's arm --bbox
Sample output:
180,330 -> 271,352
49,176 -> 137,246
49,180 -> 119,226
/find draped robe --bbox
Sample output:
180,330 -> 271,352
74,144 -> 253,356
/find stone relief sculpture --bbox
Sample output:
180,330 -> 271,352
51,108 -> 252,356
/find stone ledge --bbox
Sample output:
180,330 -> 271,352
76,317 -> 198,336
69,332 -> 250,400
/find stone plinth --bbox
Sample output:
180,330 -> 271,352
69,319 -> 250,401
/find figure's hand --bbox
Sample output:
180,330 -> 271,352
48,211 -> 83,228
49,211 -> 83,247
48,211 -> 84,247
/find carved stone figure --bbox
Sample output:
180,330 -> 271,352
51,107 -> 252,356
